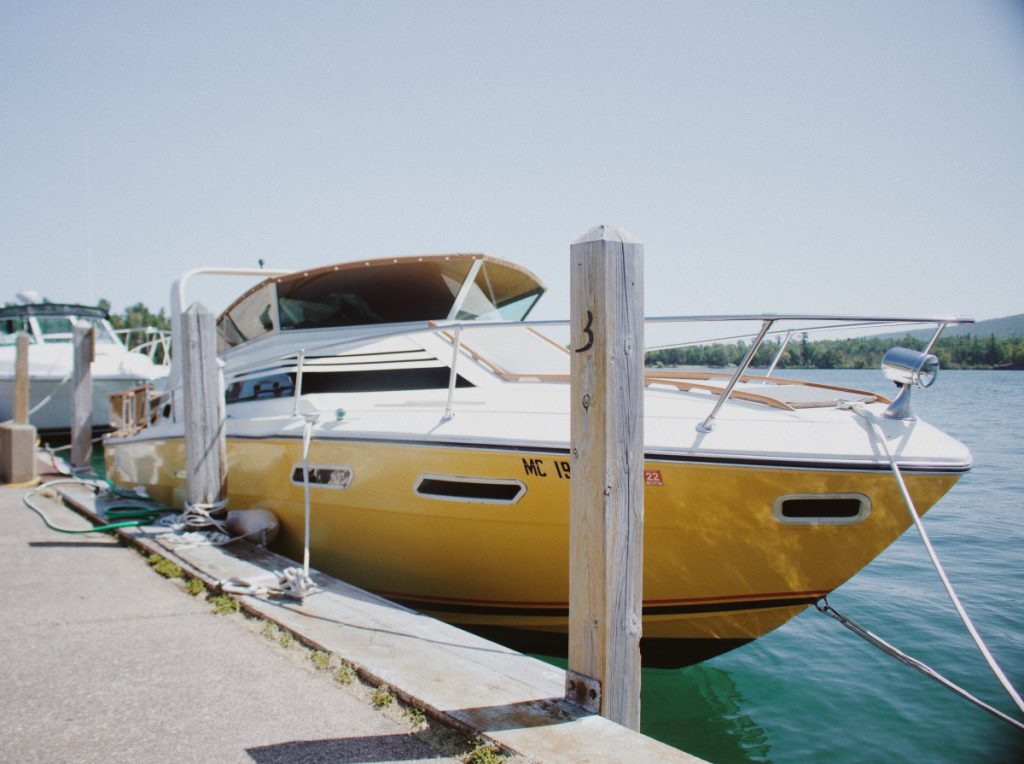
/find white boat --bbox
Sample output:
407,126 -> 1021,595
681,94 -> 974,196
104,254 -> 972,666
0,301 -> 169,434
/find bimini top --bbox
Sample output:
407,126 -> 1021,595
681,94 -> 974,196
216,254 -> 546,350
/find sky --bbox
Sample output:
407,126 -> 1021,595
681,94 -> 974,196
2,1 -> 1023,336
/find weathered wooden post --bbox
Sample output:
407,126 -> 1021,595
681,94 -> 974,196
182,302 -> 227,509
0,332 -> 37,483
566,225 -> 645,729
14,331 -> 30,424
71,321 -> 95,470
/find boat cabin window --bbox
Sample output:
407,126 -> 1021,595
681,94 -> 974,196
219,283 -> 279,351
414,474 -> 526,505
226,373 -> 295,403
772,494 -> 871,525
226,367 -> 473,402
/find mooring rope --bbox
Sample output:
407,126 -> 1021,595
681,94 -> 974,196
834,402 -> 1024,726
816,598 -> 1024,732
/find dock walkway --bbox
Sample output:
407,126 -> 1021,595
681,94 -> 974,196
2,465 -> 703,763
0,477 -> 468,763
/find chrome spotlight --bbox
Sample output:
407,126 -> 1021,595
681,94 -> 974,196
881,347 -> 939,419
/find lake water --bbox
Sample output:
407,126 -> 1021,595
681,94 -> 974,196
639,370 -> 1023,763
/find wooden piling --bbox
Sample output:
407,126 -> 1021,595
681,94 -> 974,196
0,331 -> 36,483
566,224 -> 645,729
14,332 -> 30,424
71,321 -> 95,470
182,302 -> 227,508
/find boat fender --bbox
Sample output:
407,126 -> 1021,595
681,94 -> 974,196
225,508 -> 280,547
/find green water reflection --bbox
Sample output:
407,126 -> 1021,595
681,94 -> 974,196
536,654 -> 770,763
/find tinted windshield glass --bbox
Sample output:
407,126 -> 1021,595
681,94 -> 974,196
36,315 -> 118,344
455,261 -> 543,321
277,260 -> 472,330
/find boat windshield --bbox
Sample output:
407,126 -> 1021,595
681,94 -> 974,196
454,261 -> 544,322
34,315 -> 120,345
217,256 -> 545,350
0,309 -> 119,346
277,259 -> 474,330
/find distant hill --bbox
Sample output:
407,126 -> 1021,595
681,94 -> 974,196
876,313 -> 1024,342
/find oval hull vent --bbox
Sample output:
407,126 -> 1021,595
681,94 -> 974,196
414,474 -> 526,505
772,493 -> 871,525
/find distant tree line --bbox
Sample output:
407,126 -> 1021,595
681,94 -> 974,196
646,333 -> 1024,370
97,299 -> 172,332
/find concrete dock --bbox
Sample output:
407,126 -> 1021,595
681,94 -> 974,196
1,464 -> 703,763
0,478 -> 470,763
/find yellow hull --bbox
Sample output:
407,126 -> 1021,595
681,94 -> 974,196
106,436 -> 960,666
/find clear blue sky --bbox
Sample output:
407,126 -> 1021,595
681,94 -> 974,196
2,1 -> 1022,327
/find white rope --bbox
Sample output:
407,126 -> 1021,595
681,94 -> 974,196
216,413 -> 320,600
1,371 -> 76,427
845,402 -> 1024,718
301,416 -> 315,578
27,371 -> 74,417
219,567 -> 315,599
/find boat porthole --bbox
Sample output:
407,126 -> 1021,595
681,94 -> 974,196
772,493 -> 871,525
291,464 -> 354,490
413,474 -> 526,505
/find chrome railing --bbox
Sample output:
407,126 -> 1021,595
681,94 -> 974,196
206,312 -> 973,434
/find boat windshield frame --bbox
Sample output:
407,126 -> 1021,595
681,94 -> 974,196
216,255 -> 547,351
0,304 -> 121,346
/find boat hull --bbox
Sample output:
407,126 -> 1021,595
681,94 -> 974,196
105,434 -> 961,667
0,375 -> 151,434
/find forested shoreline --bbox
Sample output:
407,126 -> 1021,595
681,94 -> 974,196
646,333 -> 1024,370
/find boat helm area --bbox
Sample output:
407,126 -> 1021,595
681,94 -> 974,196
0,304 -> 122,346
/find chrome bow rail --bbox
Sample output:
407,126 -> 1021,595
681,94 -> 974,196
217,312 -> 974,434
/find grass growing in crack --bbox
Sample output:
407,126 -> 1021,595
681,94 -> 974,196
372,686 -> 395,709
208,594 -> 239,615
310,650 -> 331,672
279,630 -> 294,648
334,664 -> 355,685
403,706 -> 426,728
260,621 -> 279,640
184,578 -> 205,596
464,740 -> 505,764
150,555 -> 184,579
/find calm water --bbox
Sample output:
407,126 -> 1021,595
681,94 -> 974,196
639,370 -> 1023,763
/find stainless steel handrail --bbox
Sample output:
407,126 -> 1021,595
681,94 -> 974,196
696,319 -> 775,433
207,312 -> 973,433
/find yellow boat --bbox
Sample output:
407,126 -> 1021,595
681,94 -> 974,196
104,254 -> 972,666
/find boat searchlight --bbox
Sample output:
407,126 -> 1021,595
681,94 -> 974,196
881,346 -> 940,420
